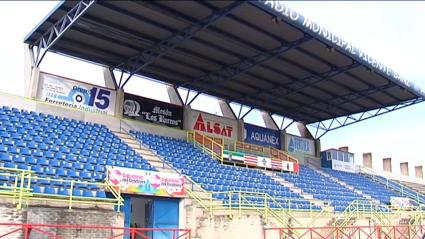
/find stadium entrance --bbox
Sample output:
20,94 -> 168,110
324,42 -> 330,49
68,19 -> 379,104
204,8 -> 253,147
120,195 -> 181,239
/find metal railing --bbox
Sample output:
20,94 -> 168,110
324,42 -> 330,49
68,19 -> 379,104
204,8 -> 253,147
187,131 -> 223,162
264,225 -> 425,239
118,124 -> 331,230
333,200 -> 425,227
0,222 -> 191,239
117,124 -> 425,230
0,167 -> 124,210
119,120 -> 202,191
360,167 -> 425,204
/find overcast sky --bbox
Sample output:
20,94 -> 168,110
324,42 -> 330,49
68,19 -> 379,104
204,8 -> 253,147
0,1 -> 424,175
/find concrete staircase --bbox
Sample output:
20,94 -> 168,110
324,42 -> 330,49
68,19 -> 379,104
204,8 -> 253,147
113,131 -> 227,212
263,171 -> 310,198
114,131 -> 178,174
113,131 -> 332,226
313,167 -> 380,203
263,171 -> 330,210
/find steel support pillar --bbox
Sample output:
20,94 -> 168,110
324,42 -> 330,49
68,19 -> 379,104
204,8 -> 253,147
167,85 -> 184,106
218,99 -> 237,119
296,122 -> 314,139
182,35 -> 313,104
308,98 -> 424,139
31,0 -> 96,67
103,67 -> 118,89
117,1 -> 247,88
261,111 -> 279,130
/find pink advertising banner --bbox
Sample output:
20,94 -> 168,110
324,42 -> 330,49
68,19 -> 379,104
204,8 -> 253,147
107,166 -> 185,197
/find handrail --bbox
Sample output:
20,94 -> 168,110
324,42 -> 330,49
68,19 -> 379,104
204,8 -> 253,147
333,200 -> 425,227
306,202 -> 332,227
361,171 -> 425,204
120,120 -> 181,175
123,126 -> 330,227
229,137 -> 299,163
0,167 -> 124,210
187,131 -> 223,163
268,146 -> 299,163
333,200 -> 387,227
233,140 -> 267,155
119,121 -> 207,194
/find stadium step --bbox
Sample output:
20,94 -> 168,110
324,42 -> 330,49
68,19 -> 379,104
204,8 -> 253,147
315,168 -> 378,203
114,131 -> 183,174
113,131 -> 218,208
263,171 -> 322,202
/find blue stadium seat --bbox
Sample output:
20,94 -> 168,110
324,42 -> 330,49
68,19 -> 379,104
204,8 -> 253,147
83,189 -> 93,197
58,187 -> 69,196
43,186 -> 56,194
4,162 -> 15,169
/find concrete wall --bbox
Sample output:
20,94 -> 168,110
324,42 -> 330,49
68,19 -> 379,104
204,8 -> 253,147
400,162 -> 409,176
363,167 -> 425,185
0,205 -> 123,239
363,153 -> 372,168
383,158 -> 392,172
0,205 -> 26,239
184,198 -> 342,239
27,208 -> 123,239
415,166 -> 423,179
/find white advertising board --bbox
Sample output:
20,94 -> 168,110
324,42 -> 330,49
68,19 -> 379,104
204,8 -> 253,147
332,160 -> 356,173
285,134 -> 315,156
37,73 -> 116,115
189,110 -> 238,140
390,197 -> 412,210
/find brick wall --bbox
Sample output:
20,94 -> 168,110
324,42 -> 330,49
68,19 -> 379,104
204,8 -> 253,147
0,205 -> 123,239
26,207 -> 123,239
185,200 -> 267,239
0,205 -> 27,239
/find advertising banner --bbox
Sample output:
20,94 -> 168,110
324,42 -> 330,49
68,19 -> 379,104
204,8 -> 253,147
244,123 -> 281,149
331,160 -> 356,173
390,197 -> 412,210
223,150 -> 245,162
286,134 -> 315,156
106,166 -> 185,197
190,110 -> 237,140
222,151 -> 300,172
244,154 -> 300,172
123,93 -> 183,129
37,73 -> 116,115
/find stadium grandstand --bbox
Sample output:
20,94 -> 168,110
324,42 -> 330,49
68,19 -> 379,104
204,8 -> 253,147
0,1 -> 423,239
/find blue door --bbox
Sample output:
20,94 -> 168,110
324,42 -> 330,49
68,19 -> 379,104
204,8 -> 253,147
115,196 -> 131,239
147,198 -> 180,239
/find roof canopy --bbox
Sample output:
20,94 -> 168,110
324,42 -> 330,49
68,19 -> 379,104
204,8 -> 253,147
24,0 -> 424,130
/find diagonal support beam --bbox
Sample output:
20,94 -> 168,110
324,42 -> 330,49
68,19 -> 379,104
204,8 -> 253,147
117,1 -> 247,88
279,83 -> 397,121
235,62 -> 361,109
308,98 -> 424,139
182,35 -> 314,105
32,0 -> 96,67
